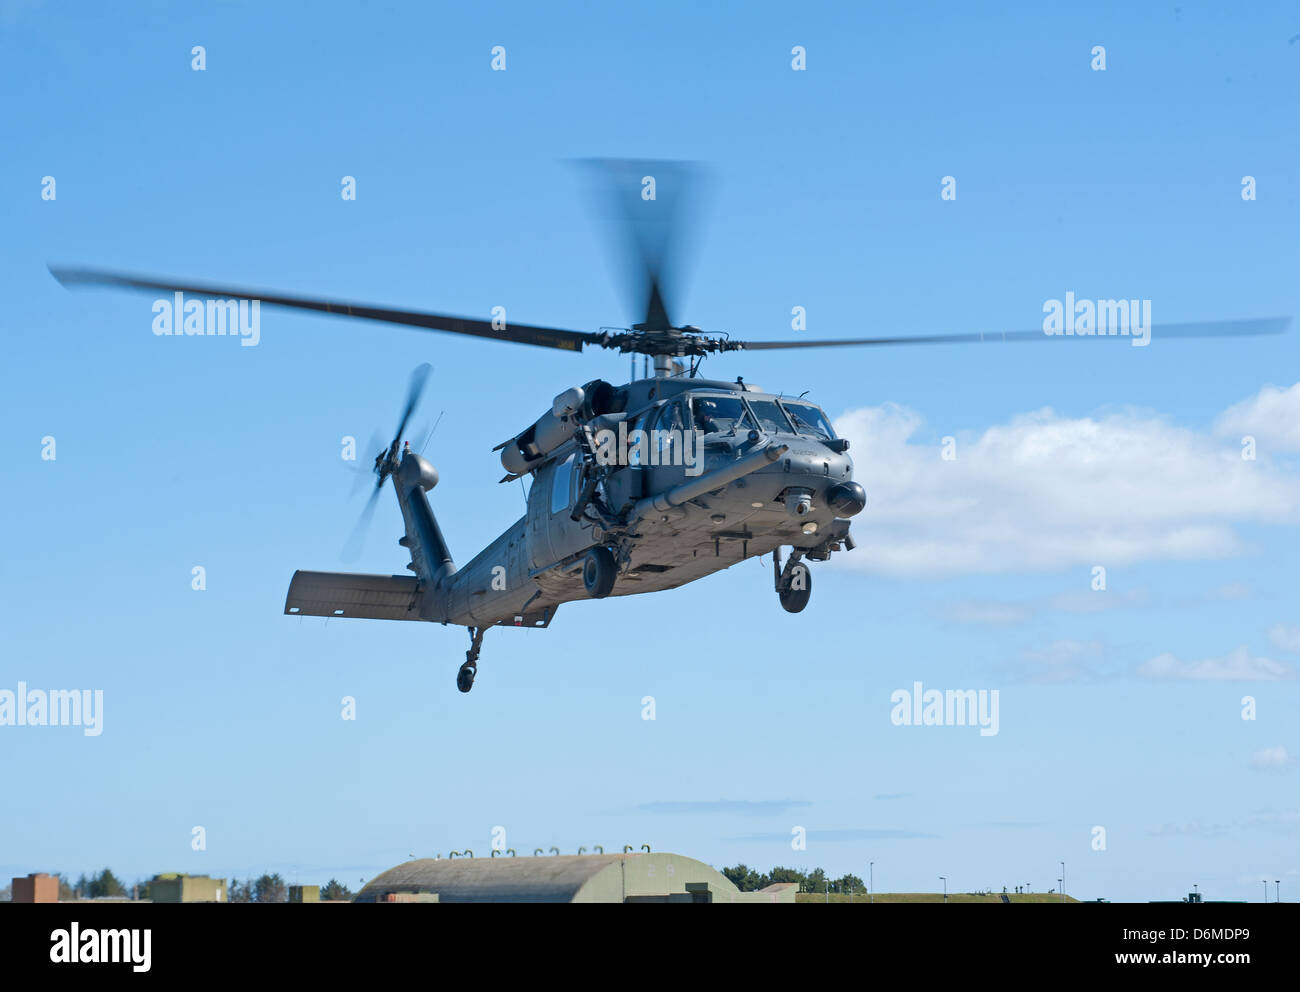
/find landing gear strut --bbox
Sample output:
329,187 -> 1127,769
774,547 -> 812,614
458,626 -> 485,693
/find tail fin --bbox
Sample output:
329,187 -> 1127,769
393,448 -> 455,586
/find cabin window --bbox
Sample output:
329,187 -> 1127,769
551,453 -> 577,513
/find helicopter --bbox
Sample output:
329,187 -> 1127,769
50,162 -> 1288,693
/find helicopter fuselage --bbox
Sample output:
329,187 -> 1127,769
428,376 -> 861,628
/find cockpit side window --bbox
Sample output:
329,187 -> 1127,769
779,400 -> 836,440
651,400 -> 685,463
651,400 -> 685,434
627,409 -> 651,466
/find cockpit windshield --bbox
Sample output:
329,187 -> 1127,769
746,398 -> 793,435
691,395 -> 751,435
779,400 -> 836,440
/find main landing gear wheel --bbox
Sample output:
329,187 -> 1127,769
456,663 -> 476,693
583,546 -> 617,598
779,562 -> 812,614
457,626 -> 485,693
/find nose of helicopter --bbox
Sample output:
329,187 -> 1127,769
743,441 -> 863,520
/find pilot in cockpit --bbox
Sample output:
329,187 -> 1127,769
692,396 -> 748,435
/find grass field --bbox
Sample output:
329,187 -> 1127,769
795,892 -> 1081,904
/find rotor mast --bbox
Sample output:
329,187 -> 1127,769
622,320 -> 716,378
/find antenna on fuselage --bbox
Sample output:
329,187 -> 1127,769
419,410 -> 444,455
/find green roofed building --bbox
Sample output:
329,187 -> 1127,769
355,853 -> 796,904
150,873 -> 226,903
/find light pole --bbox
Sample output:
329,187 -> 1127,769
1061,862 -> 1066,904
869,862 -> 874,905
1277,880 -> 1282,904
1263,880 -> 1269,903
940,876 -> 947,904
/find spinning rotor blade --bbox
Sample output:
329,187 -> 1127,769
345,430 -> 385,498
341,485 -> 382,563
391,362 -> 432,451
578,159 -> 710,333
342,363 -> 432,561
730,316 -> 1291,351
49,266 -> 603,353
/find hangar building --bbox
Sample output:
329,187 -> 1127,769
355,852 -> 795,904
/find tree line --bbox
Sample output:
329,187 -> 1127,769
22,869 -> 353,902
227,874 -> 353,902
722,864 -> 866,894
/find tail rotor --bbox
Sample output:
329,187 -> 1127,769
341,363 -> 432,561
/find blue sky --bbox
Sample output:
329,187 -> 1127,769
2,1 -> 1298,901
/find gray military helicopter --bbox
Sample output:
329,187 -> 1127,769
50,163 -> 1288,692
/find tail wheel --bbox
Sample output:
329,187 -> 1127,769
582,546 -> 617,598
456,663 -> 476,693
779,562 -> 812,613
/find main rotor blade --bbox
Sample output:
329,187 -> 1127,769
732,316 -> 1290,351
578,159 -> 709,332
49,266 -> 602,353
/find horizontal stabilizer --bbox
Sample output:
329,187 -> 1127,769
284,570 -> 422,621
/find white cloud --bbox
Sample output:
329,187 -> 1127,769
943,599 -> 1032,625
1049,587 -> 1151,614
1250,746 -> 1294,771
1241,810 -> 1300,832
1148,820 -> 1228,837
1269,625 -> 1300,654
1215,382 -> 1300,452
1138,645 -> 1293,681
1016,639 -> 1110,684
833,386 -> 1300,577
1206,582 -> 1252,601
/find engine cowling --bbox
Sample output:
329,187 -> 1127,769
398,452 -> 439,491
499,380 -> 617,475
